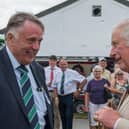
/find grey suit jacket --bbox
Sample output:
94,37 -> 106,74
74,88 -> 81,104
116,94 -> 129,129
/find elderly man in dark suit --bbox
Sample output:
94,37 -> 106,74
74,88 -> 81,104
0,12 -> 53,129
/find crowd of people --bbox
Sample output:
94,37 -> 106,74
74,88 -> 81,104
0,11 -> 129,129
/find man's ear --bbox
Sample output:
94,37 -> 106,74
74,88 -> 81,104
6,32 -> 15,42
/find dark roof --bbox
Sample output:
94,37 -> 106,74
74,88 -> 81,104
114,0 -> 129,7
0,0 -> 78,34
36,0 -> 79,17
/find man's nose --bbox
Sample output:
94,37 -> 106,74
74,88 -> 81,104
110,47 -> 116,58
32,42 -> 40,50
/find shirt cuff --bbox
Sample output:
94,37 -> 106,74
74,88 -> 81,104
114,118 -> 121,129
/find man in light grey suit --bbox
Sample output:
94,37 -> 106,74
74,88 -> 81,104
94,19 -> 129,129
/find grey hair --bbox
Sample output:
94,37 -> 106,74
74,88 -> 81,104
118,19 -> 129,45
93,65 -> 103,72
5,12 -> 44,38
121,27 -> 129,45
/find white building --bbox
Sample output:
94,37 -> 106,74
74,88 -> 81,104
36,0 -> 129,62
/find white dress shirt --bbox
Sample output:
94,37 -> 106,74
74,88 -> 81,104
45,66 -> 61,91
54,68 -> 85,95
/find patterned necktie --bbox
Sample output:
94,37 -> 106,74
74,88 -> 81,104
18,65 -> 41,129
60,71 -> 65,94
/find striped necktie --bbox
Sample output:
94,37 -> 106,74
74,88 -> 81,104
18,65 -> 41,129
60,71 -> 65,94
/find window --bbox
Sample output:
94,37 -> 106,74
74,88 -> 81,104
92,5 -> 102,17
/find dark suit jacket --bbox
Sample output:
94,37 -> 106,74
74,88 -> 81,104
0,47 -> 53,129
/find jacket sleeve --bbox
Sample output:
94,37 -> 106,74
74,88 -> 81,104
116,118 -> 129,129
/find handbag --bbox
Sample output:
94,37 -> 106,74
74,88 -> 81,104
104,88 -> 112,101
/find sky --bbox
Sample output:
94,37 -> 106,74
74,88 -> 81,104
0,0 -> 66,29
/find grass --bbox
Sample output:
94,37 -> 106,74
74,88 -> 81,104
74,112 -> 88,119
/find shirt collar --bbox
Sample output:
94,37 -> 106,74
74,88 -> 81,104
48,66 -> 56,70
6,46 -> 29,70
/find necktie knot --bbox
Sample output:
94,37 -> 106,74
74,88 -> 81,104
51,67 -> 54,70
17,65 -> 28,74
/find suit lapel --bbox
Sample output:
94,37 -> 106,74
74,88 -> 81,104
30,62 -> 50,98
119,95 -> 129,119
1,48 -> 29,122
31,62 -> 53,129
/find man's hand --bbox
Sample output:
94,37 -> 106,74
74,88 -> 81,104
73,90 -> 80,97
94,106 -> 120,128
83,105 -> 89,112
47,81 -> 52,87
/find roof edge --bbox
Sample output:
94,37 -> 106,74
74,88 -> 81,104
36,0 -> 79,17
114,0 -> 129,7
0,0 -> 79,34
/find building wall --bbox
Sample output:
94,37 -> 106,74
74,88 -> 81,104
37,0 -> 129,57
